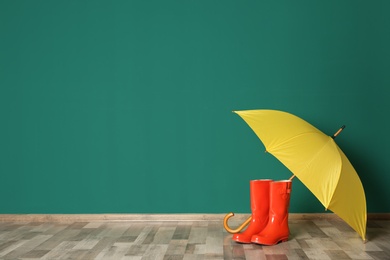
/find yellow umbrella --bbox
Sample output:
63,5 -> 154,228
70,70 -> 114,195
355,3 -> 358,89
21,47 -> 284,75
229,109 -> 367,240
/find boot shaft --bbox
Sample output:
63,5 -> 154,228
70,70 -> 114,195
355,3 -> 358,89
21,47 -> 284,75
269,180 -> 292,216
249,179 -> 272,213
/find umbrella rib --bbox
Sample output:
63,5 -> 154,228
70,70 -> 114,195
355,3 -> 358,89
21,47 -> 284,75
268,131 -> 325,152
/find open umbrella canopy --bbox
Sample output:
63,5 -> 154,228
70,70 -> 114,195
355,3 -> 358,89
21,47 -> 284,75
234,109 -> 367,240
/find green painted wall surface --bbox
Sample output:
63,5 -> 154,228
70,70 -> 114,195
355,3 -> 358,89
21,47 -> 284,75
1,1 -> 389,214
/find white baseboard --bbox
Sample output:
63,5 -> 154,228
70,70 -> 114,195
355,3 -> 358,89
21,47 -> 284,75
0,213 -> 388,222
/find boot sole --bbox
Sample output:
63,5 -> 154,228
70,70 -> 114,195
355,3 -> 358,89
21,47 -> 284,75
251,236 -> 288,246
232,238 -> 252,244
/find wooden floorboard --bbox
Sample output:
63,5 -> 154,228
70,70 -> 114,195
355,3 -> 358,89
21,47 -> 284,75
0,217 -> 389,259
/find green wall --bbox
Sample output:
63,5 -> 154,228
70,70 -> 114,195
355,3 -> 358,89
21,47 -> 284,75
1,1 -> 389,214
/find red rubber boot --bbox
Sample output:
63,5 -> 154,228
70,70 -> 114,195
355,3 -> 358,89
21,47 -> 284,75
251,180 -> 292,245
232,179 -> 272,243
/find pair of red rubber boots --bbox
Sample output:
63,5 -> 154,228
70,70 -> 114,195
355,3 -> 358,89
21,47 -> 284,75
232,179 -> 292,245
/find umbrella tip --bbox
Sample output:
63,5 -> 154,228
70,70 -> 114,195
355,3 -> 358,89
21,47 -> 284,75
331,125 -> 346,139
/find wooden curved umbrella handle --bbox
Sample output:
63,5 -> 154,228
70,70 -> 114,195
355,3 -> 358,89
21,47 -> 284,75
223,212 -> 252,234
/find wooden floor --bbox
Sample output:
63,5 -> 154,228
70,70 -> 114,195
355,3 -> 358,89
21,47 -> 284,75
0,217 -> 389,260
